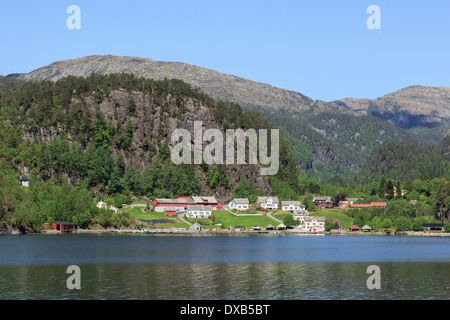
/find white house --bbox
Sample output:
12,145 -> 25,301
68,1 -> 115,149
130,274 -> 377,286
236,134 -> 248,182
96,201 -> 119,213
19,177 -> 29,187
304,216 -> 326,232
229,198 -> 250,211
281,201 -> 303,212
256,196 -> 279,211
185,206 -> 212,219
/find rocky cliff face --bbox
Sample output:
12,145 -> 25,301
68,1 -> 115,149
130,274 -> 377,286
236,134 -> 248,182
18,87 -> 272,202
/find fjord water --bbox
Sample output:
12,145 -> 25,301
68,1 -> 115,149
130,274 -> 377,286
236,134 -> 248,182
1,234 -> 450,300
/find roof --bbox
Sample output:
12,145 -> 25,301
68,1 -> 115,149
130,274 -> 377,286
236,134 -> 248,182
53,221 -> 75,225
293,209 -> 308,215
189,222 -> 202,229
164,207 -> 180,211
281,201 -> 301,206
155,198 -> 196,204
186,206 -> 212,211
232,198 -> 250,204
350,204 -> 372,208
313,197 -> 332,202
277,223 -> 286,229
257,196 -> 279,204
192,196 -> 218,204
266,224 -> 275,229
304,216 -> 326,222
361,225 -> 373,230
422,223 -> 444,228
371,202 -> 386,207
350,225 -> 360,230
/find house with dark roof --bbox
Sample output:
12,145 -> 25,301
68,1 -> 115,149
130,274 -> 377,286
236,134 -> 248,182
313,197 -> 333,209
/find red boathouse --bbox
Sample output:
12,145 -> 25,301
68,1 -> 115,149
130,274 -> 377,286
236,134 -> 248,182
52,221 -> 76,232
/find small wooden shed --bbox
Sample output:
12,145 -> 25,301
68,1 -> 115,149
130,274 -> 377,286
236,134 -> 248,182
52,221 -> 76,232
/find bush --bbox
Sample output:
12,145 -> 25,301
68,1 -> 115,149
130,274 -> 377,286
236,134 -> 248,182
444,222 -> 450,233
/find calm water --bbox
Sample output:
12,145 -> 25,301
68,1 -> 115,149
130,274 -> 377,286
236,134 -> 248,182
1,234 -> 450,300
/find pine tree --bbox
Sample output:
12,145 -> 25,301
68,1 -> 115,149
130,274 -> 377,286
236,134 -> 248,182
378,176 -> 387,198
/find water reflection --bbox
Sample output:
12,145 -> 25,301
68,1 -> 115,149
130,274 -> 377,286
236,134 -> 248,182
2,261 -> 450,300
1,234 -> 450,300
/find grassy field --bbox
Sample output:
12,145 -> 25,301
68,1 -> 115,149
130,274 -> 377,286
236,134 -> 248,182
211,211 -> 279,229
124,207 -> 190,229
309,208 -> 354,229
125,207 -> 301,230
272,210 -> 292,222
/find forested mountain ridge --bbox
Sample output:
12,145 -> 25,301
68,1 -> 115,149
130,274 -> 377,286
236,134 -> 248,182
0,73 -> 301,204
11,55 -> 450,182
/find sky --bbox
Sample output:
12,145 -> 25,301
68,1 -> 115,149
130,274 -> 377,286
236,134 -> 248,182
0,0 -> 449,102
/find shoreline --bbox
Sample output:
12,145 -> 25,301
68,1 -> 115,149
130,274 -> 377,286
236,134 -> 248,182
2,225 -> 449,237
4,228 -> 446,237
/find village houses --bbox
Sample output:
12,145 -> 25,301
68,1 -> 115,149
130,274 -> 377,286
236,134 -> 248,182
281,200 -> 303,212
229,198 -> 250,211
256,196 -> 279,211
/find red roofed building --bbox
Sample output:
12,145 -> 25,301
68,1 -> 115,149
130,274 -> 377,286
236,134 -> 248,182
333,219 -> 343,230
371,202 -> 386,208
152,196 -> 223,212
350,204 -> 372,208
350,225 -> 361,231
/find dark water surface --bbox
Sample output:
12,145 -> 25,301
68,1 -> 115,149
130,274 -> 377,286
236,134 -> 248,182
1,234 -> 449,299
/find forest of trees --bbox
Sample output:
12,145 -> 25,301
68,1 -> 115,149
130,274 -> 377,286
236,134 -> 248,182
0,74 -> 448,232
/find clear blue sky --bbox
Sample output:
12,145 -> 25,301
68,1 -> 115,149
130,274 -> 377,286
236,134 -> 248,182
1,0 -> 449,101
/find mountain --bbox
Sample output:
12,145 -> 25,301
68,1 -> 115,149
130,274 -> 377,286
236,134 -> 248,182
11,55 -> 450,182
17,55 -> 315,114
0,73 -> 302,202
333,85 -> 450,127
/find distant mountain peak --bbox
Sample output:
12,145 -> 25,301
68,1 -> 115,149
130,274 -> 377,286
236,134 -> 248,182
19,55 -> 314,114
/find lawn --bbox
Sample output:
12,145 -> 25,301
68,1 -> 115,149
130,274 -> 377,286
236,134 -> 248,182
124,207 -> 190,229
211,211 -> 279,229
310,208 -> 354,229
272,210 -> 292,222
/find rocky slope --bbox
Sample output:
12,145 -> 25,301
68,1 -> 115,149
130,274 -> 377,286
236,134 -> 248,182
332,86 -> 450,129
9,55 -> 450,181
17,55 -> 314,114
